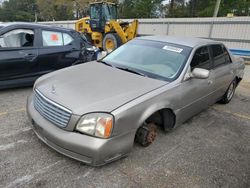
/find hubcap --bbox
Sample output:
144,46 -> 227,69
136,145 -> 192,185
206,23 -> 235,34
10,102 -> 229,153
105,39 -> 115,51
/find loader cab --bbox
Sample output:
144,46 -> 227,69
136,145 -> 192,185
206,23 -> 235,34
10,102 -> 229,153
89,2 -> 117,32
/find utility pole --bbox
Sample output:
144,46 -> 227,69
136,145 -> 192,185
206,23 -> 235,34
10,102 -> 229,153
213,0 -> 221,17
35,12 -> 38,22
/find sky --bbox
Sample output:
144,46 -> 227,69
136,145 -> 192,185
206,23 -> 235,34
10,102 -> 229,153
162,0 -> 170,5
0,0 -> 7,5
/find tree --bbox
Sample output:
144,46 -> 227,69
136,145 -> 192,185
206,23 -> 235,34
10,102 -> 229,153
120,0 -> 163,18
37,0 -> 75,21
166,0 -> 187,17
0,0 -> 36,21
219,0 -> 250,16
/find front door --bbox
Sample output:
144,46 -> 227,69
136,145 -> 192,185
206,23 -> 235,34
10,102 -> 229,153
0,28 -> 39,81
176,46 -> 214,124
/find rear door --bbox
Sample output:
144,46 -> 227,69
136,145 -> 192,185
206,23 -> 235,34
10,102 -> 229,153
0,27 -> 39,81
209,44 -> 234,101
37,29 -> 80,74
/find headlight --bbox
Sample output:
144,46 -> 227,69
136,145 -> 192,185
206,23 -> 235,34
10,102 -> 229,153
76,113 -> 113,138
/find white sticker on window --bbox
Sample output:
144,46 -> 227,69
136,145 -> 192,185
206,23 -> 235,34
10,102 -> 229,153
162,46 -> 183,53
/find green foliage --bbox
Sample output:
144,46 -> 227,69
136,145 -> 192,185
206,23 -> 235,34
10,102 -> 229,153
120,0 -> 163,18
0,0 -> 36,21
37,0 -> 75,21
219,0 -> 250,16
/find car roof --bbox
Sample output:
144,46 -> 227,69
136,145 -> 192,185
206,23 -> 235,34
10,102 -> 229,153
0,22 -> 74,32
137,35 -> 221,48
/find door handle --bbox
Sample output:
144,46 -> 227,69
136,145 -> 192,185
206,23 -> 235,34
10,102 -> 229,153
208,80 -> 213,85
24,54 -> 37,61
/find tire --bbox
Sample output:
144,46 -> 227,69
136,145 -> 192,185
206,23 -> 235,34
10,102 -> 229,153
220,79 -> 237,104
135,123 -> 157,147
102,33 -> 122,52
161,110 -> 175,132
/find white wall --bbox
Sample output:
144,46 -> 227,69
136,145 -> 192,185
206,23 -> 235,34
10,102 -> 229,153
40,16 -> 250,50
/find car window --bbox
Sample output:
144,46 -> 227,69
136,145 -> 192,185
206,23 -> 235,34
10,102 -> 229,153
63,33 -> 74,45
103,39 -> 192,81
0,29 -> 34,48
42,30 -> 74,47
190,46 -> 211,70
222,45 -> 232,64
211,44 -> 227,68
42,31 -> 63,47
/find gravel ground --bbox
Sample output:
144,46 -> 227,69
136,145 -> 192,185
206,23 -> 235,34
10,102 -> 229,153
0,66 -> 250,188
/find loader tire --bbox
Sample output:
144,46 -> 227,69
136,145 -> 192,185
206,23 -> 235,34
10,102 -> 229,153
103,33 -> 122,52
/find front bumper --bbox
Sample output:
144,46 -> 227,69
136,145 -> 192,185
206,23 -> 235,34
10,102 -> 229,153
27,94 -> 135,166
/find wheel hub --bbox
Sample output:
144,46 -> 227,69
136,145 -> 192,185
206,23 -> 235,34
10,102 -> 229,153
105,39 -> 115,51
135,123 -> 157,147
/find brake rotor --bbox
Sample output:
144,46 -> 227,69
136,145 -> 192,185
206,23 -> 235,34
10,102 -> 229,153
136,123 -> 157,147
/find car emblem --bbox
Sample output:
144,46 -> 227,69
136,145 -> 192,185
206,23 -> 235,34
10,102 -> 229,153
51,84 -> 56,94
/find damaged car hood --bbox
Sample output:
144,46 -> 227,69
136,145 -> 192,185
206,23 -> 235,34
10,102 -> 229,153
35,62 -> 167,115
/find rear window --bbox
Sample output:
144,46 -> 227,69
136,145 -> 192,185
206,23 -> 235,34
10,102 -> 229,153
42,30 -> 74,47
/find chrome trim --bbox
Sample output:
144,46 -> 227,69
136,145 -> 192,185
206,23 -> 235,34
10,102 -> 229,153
34,89 -> 72,128
35,89 -> 72,113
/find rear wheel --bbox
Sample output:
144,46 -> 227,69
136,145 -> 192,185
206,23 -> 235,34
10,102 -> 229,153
220,79 -> 237,104
135,123 -> 157,147
103,33 -> 122,52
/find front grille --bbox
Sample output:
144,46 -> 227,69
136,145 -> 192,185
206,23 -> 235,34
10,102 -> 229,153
34,89 -> 72,128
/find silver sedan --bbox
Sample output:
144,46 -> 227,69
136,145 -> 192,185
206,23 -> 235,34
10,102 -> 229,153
27,36 -> 245,166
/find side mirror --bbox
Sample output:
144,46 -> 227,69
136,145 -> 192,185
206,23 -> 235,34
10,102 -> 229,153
191,68 -> 210,79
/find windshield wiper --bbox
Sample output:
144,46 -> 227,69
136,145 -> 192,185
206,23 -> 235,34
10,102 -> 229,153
116,66 -> 147,77
98,60 -> 113,67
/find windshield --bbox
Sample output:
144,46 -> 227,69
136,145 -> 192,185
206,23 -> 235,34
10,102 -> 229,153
90,3 -> 117,20
106,4 -> 117,20
102,39 -> 192,81
90,4 -> 102,19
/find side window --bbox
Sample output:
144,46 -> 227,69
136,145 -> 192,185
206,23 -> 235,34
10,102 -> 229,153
42,30 -> 74,47
211,44 -> 226,67
222,45 -> 232,63
42,31 -> 63,47
63,33 -> 74,45
0,29 -> 34,48
191,46 -> 211,70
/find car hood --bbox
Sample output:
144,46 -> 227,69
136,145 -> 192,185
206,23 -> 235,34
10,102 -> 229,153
35,62 -> 167,115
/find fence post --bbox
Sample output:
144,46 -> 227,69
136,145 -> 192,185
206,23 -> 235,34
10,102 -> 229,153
166,22 -> 170,35
209,21 -> 214,38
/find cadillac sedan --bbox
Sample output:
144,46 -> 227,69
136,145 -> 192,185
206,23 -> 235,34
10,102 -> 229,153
27,36 -> 245,166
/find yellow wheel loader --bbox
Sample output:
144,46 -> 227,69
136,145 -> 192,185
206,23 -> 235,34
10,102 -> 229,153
75,1 -> 138,52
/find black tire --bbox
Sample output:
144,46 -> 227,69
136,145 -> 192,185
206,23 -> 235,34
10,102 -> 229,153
161,110 -> 175,132
220,79 -> 237,104
102,33 -> 122,52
